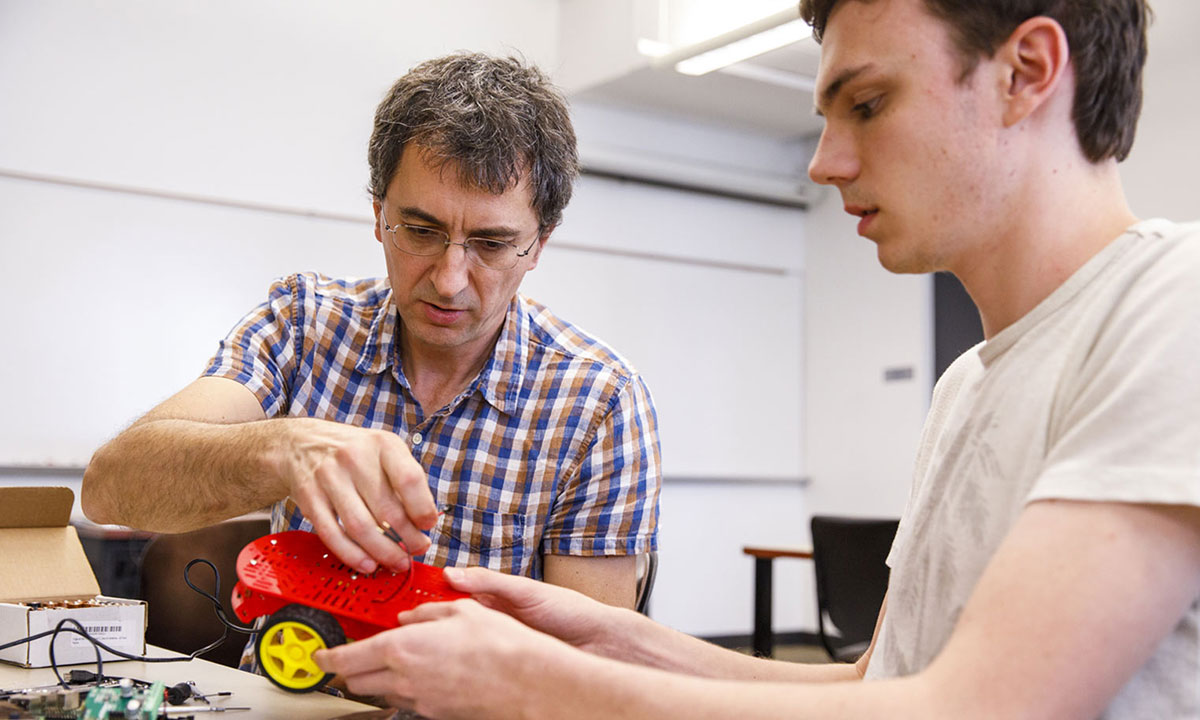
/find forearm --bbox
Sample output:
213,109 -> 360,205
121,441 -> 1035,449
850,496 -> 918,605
599,608 -> 861,683
528,643 -> 915,720
82,417 -> 289,531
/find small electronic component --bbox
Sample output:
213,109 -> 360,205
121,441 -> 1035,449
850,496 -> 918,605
1,685 -> 91,719
81,679 -> 165,719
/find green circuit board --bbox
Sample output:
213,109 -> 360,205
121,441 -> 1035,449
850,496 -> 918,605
81,681 -> 165,719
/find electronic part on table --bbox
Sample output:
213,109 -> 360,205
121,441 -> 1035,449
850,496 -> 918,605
0,676 -> 248,719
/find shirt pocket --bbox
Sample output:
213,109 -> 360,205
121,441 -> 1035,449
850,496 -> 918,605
425,504 -> 538,572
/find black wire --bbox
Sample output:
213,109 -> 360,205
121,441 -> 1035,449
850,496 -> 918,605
182,558 -> 259,635
48,618 -> 102,689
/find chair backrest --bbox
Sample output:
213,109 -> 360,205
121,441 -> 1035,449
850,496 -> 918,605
810,515 -> 899,662
635,551 -> 658,615
139,515 -> 271,668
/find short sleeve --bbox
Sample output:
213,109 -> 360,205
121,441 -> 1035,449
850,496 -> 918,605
541,373 -> 662,556
1031,239 -> 1200,506
203,276 -> 299,417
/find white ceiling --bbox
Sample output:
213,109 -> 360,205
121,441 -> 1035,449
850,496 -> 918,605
574,40 -> 824,141
573,32 -> 825,142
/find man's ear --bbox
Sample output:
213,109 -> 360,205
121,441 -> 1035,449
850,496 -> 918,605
996,16 -> 1070,128
372,199 -> 384,244
526,225 -> 554,271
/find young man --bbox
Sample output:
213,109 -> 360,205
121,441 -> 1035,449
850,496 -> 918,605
315,1 -> 1200,718
81,53 -> 661,610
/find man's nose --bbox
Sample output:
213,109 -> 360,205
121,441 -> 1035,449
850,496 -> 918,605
429,243 -> 472,298
808,125 -> 859,187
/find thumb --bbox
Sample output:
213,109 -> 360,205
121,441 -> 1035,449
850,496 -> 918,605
445,566 -> 537,602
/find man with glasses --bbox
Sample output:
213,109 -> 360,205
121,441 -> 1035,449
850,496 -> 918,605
82,54 -> 661,615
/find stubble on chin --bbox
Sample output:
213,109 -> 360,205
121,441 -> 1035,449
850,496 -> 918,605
874,240 -> 942,275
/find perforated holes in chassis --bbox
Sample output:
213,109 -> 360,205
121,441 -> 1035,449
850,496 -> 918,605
231,530 -> 469,641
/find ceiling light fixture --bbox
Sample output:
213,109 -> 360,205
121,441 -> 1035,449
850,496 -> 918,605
650,8 -> 808,77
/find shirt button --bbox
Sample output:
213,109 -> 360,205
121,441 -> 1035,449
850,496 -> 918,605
411,432 -> 423,446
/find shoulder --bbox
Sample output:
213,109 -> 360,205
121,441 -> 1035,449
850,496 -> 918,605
1115,219 -> 1200,286
518,294 -> 646,393
275,272 -> 391,306
1090,220 -> 1200,329
270,272 -> 389,314
266,273 -> 391,340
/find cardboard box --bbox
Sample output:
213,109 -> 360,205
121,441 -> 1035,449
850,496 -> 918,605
0,486 -> 146,667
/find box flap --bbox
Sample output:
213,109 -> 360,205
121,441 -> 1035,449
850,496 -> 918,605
0,486 -> 74,528
0,526 -> 101,603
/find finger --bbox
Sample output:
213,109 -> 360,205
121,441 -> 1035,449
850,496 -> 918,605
340,668 -> 411,700
322,463 -> 412,573
384,694 -> 417,711
369,502 -> 430,565
367,493 -> 428,556
380,439 -> 439,531
301,479 -> 377,574
395,597 -> 473,626
444,566 -> 540,600
339,437 -> 431,568
315,634 -> 391,677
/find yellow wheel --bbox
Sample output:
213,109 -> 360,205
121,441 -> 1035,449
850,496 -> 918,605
256,604 -> 345,693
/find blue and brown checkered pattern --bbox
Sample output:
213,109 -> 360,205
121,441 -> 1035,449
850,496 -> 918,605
205,272 -> 661,579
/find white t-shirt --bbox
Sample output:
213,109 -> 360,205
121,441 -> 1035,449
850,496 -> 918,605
865,219 -> 1200,717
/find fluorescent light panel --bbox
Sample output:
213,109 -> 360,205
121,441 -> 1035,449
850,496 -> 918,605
637,38 -> 673,58
674,19 -> 807,76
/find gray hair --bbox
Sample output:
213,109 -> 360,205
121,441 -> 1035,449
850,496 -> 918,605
368,52 -> 579,231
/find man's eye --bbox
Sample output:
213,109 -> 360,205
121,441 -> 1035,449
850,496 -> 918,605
406,226 -> 442,240
852,96 -> 882,119
472,239 -> 512,254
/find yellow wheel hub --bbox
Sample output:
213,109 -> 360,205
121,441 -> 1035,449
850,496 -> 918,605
259,620 -> 330,690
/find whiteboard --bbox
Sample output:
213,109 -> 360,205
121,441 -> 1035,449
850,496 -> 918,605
0,173 -> 803,478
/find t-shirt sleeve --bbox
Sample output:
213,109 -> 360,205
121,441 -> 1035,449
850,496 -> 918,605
541,373 -> 662,557
203,275 -> 299,418
1030,242 -> 1200,507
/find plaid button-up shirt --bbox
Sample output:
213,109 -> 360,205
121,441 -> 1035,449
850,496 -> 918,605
205,273 -> 661,579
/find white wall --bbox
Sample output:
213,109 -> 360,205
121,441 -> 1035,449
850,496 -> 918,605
0,0 -> 560,218
788,167 -> 933,637
802,183 -> 931,522
1118,0 -> 1200,220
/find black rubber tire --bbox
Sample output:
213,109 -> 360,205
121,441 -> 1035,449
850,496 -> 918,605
256,604 -> 346,693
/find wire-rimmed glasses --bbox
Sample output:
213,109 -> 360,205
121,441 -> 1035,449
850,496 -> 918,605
379,206 -> 539,271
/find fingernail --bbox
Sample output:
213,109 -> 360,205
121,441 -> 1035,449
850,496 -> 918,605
360,559 -> 377,574
444,568 -> 462,582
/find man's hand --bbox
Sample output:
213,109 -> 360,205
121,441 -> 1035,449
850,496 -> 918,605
83,376 -> 439,574
279,417 -> 439,574
314,599 -> 572,719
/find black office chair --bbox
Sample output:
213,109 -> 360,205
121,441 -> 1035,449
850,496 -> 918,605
633,552 -> 662,612
810,515 -> 899,663
635,551 -> 658,615
139,515 -> 271,668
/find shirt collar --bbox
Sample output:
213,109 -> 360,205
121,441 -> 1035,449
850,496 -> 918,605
477,295 -> 528,414
356,286 -> 398,377
355,289 -> 528,414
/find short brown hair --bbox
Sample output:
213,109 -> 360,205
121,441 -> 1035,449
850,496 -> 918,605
798,0 -> 1150,162
368,52 -> 579,231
